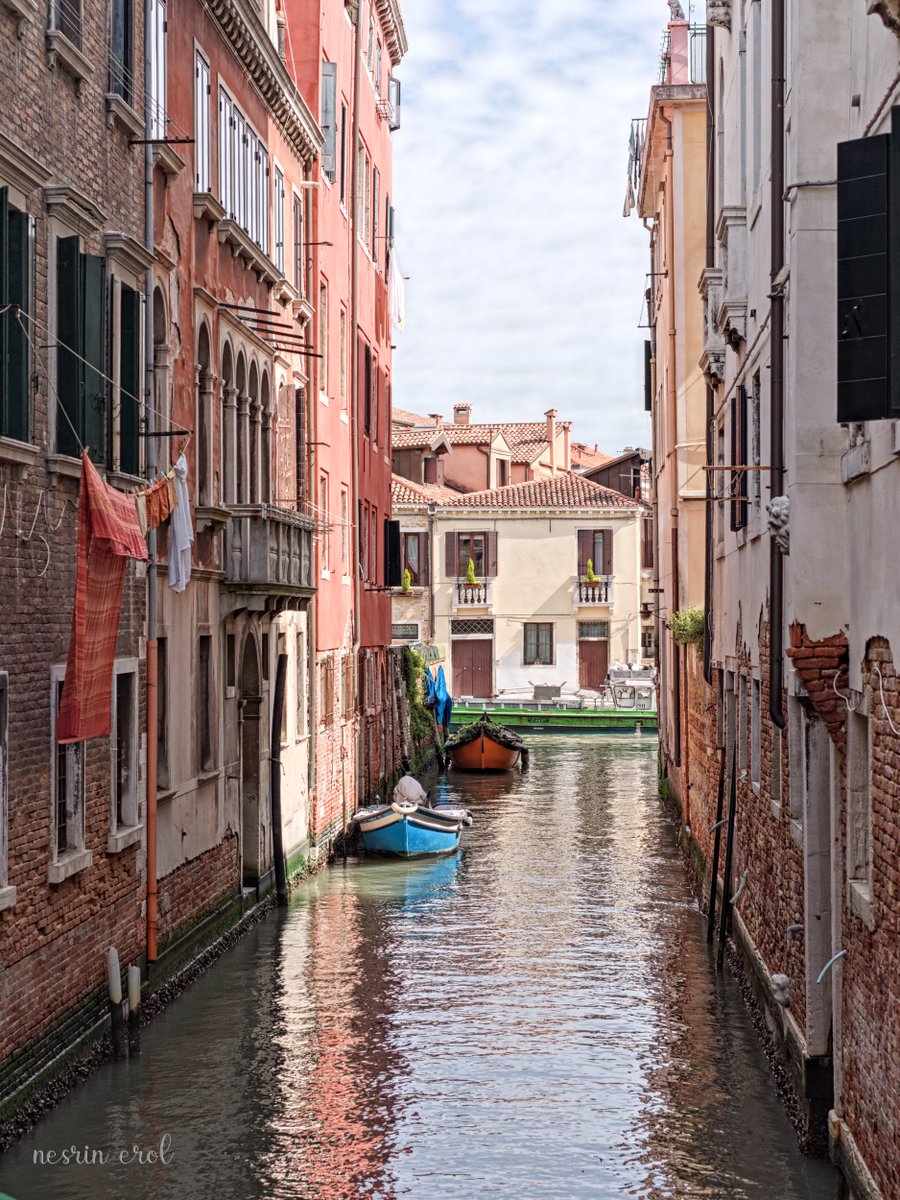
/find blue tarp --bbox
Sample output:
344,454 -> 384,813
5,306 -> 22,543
434,665 -> 453,731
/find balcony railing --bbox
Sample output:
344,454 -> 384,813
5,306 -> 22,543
576,576 -> 614,606
454,579 -> 491,609
223,504 -> 316,602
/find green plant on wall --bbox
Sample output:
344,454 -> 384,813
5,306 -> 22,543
582,558 -> 598,583
402,645 -> 434,750
666,605 -> 705,646
465,557 -> 478,586
401,568 -> 412,593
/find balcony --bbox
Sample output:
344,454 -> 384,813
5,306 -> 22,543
453,579 -> 492,612
576,576 -> 614,607
222,504 -> 316,615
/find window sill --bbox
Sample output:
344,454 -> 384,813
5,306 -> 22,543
2,0 -> 37,36
0,435 -> 39,472
789,817 -> 803,848
340,409 -> 349,423
841,439 -> 870,484
217,219 -> 280,285
849,879 -> 874,930
193,190 -> 226,230
46,28 -> 93,93
292,295 -> 314,326
195,504 -> 232,531
107,468 -> 146,490
321,568 -> 331,580
273,276 -> 298,305
48,847 -> 92,884
45,452 -> 82,481
0,884 -> 17,912
105,93 -> 143,139
107,824 -> 142,854
152,141 -> 186,186
319,391 -> 329,406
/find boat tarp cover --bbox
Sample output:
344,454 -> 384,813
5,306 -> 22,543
445,714 -> 525,752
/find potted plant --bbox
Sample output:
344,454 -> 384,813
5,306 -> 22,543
582,558 -> 598,584
465,557 -> 480,586
401,568 -> 413,593
666,605 -> 705,647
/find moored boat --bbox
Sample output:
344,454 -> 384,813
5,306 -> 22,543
355,800 -> 468,856
445,715 -> 526,771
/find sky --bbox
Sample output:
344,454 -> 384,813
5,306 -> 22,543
391,0 -> 701,456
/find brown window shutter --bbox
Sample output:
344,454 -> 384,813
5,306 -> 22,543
445,532 -> 458,578
577,530 -> 592,576
602,529 -> 613,576
486,530 -> 498,577
419,532 -> 430,585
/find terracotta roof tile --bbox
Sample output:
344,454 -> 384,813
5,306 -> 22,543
440,472 -> 645,511
391,419 -> 570,452
391,476 -> 463,506
391,407 -> 434,427
570,442 -> 612,470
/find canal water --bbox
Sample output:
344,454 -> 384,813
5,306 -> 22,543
1,736 -> 838,1200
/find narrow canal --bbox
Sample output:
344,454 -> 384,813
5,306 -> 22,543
1,736 -> 838,1199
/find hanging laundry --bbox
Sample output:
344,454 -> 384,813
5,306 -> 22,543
56,452 -> 148,743
168,452 -> 194,593
137,472 -> 175,531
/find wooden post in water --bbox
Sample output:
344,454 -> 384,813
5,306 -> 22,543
706,745 -> 727,943
107,947 -> 126,1060
716,749 -> 739,970
270,653 -> 288,906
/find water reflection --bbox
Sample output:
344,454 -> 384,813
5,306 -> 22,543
0,737 -> 837,1200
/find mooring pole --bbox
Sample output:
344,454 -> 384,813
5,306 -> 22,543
270,652 -> 288,906
716,747 -> 738,970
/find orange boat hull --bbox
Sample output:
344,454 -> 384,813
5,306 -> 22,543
448,734 -> 520,771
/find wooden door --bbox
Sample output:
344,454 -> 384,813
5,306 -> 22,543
452,639 -> 493,698
579,639 -> 609,691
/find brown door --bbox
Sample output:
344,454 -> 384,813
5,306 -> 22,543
579,639 -> 609,690
452,639 -> 493,698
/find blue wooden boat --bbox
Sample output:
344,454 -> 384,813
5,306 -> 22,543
354,800 -> 469,857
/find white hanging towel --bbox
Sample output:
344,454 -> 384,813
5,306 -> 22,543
168,452 -> 194,593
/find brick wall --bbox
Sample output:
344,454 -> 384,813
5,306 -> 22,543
156,832 -> 240,946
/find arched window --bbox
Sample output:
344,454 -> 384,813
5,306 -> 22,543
236,352 -> 248,504
248,359 -> 260,504
221,340 -> 235,504
197,322 -> 213,505
260,372 -> 271,502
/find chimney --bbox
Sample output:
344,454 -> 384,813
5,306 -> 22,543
453,403 -> 471,426
429,413 -> 443,427
545,409 -> 557,475
562,424 -> 570,470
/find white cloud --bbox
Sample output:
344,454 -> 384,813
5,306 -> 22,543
392,0 -> 686,454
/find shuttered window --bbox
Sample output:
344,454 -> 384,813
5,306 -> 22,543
273,167 -> 285,272
195,52 -> 211,192
401,531 -> 429,585
730,384 -> 748,531
56,236 -> 106,462
321,62 -> 337,181
837,132 -> 890,422
384,519 -> 401,587
0,189 -> 32,443
118,284 -> 140,476
445,531 -> 498,578
148,0 -> 166,139
218,88 -> 269,252
576,529 -> 613,577
110,0 -> 133,104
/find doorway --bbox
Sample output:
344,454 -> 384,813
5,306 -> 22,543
452,639 -> 493,698
578,638 -> 609,690
240,633 -> 263,887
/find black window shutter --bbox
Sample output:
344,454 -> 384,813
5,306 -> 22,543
486,530 -> 498,577
119,285 -> 140,475
577,529 -> 592,576
82,254 -> 106,463
363,342 -> 371,435
418,531 -> 430,585
644,340 -> 652,412
56,235 -> 83,458
837,132 -> 889,423
384,518 -> 401,587
602,529 -> 613,577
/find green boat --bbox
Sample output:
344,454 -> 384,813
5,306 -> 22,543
449,700 -> 657,735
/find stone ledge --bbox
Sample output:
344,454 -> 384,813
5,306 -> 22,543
0,884 -> 16,912
47,848 -> 93,884
107,825 -> 142,854
829,1113 -> 885,1200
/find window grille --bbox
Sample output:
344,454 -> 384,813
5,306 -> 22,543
451,619 -> 493,636
578,621 -> 610,639
392,623 -> 418,641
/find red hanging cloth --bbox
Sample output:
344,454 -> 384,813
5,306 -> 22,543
56,452 -> 149,744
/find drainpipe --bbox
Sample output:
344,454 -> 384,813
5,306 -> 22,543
349,1 -> 363,796
143,0 -> 158,966
427,502 -> 436,638
305,165 -> 318,812
769,0 -> 786,729
702,16 -> 715,685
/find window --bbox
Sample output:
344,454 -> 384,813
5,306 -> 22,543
375,40 -> 383,97
576,529 -> 612,577
401,531 -> 429,586
0,674 -> 9,904
385,193 -> 392,271
148,0 -> 167,140
339,102 -> 348,206
751,4 -> 762,195
524,623 -> 554,666
51,671 -> 86,876
372,166 -> 380,260
0,189 -> 32,443
56,236 -> 105,461
318,280 -> 328,396
295,631 -> 307,738
787,695 -> 805,826
359,500 -> 368,580
751,372 -> 761,517
751,678 -> 761,788
157,636 -> 169,789
52,0 -> 81,49
321,62 -> 337,182
578,621 -> 610,639
737,677 -> 748,776
366,10 -> 374,73
218,88 -> 269,252
361,338 -> 372,435
356,142 -> 372,248
451,618 -> 494,636
198,635 -> 213,772
730,384 -> 748,531
445,531 -> 498,578
847,709 -> 873,917
340,487 -> 349,575
341,653 -> 354,720
497,458 -> 509,487
392,623 -> 419,641
320,656 -> 335,726
369,507 -> 377,584
110,0 -> 134,104
293,192 -> 304,295
339,308 -> 347,409
319,473 -> 329,570
117,282 -> 140,476
194,51 -> 211,191
112,663 -> 138,833
273,168 -> 285,272
641,513 -> 655,568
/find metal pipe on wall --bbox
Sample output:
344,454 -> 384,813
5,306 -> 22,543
769,0 -> 786,729
349,0 -> 363,802
702,15 -> 715,686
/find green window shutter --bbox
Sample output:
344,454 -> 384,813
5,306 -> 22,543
321,62 -> 337,180
0,188 -> 8,437
56,235 -> 84,457
6,207 -> 30,442
82,254 -> 106,463
119,284 -> 140,475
